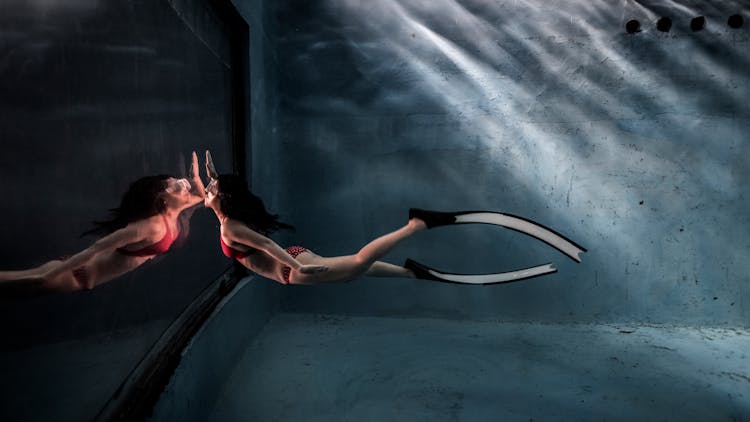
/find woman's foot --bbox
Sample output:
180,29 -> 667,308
408,208 -> 458,228
408,217 -> 427,232
404,258 -> 440,280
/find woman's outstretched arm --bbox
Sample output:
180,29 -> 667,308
181,151 -> 207,211
224,221 -> 326,274
44,223 -> 150,287
224,222 -> 301,269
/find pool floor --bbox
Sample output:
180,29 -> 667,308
209,313 -> 750,421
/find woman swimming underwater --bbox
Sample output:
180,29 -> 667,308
203,151 -> 585,286
203,152 -> 426,285
0,152 -> 207,293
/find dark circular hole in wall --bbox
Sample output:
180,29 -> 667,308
656,17 -> 672,32
626,19 -> 641,34
691,16 -> 706,31
728,14 -> 744,29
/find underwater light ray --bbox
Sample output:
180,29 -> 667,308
326,0 -> 749,298
330,0 -> 642,224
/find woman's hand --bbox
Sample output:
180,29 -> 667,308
299,265 -> 328,274
188,151 -> 206,199
190,151 -> 201,181
205,150 -> 219,180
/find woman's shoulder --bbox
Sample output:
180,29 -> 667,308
125,214 -> 167,236
222,218 -> 258,238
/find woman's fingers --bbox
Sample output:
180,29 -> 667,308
190,151 -> 200,179
205,150 -> 218,179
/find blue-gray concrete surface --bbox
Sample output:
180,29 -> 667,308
209,313 -> 750,421
154,1 -> 750,420
150,277 -> 278,422
5,0 -> 750,420
268,0 -> 750,325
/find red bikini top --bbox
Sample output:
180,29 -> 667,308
220,237 -> 252,259
118,214 -> 177,257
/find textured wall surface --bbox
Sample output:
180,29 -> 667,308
271,0 -> 749,325
149,277 -> 275,422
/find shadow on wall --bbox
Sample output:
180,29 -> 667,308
271,0 -> 749,325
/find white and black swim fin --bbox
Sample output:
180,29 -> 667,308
409,208 -> 587,263
405,258 -> 557,285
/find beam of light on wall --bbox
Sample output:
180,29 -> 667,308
329,1 -> 735,237
323,0 -> 749,318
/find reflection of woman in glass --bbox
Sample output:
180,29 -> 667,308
0,152 -> 206,294
203,152 -> 426,285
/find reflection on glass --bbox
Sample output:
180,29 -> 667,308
0,153 -> 205,296
0,0 -> 239,419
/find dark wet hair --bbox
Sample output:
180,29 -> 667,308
82,175 -> 171,237
216,174 -> 294,235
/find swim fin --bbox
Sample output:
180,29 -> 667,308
404,258 -> 557,285
408,208 -> 586,263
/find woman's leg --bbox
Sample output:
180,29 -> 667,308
365,261 -> 414,278
290,218 -> 425,284
0,260 -> 84,293
0,260 -> 60,284
353,218 -> 426,268
0,261 -> 69,297
0,271 -> 34,283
